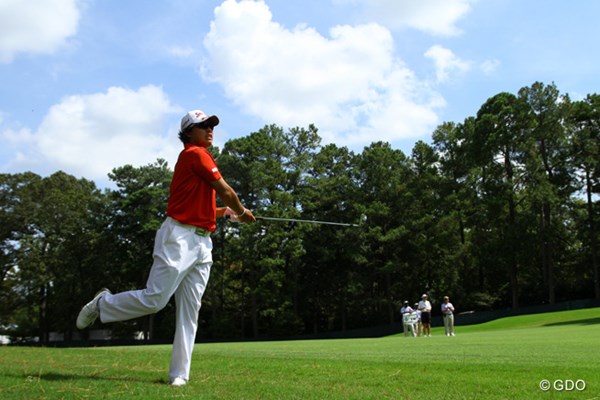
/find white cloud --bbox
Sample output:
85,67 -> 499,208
480,58 -> 500,75
1,86 -> 183,184
424,45 -> 470,83
166,45 -> 196,60
333,0 -> 476,36
0,0 -> 80,63
202,0 -> 442,147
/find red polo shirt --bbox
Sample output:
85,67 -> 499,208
166,144 -> 222,231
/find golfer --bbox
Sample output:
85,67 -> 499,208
418,294 -> 432,337
413,302 -> 422,336
441,296 -> 455,336
76,109 -> 255,386
400,301 -> 415,337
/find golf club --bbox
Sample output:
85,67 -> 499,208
225,214 -> 365,227
256,216 -> 359,227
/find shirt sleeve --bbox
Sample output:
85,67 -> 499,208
193,147 -> 222,182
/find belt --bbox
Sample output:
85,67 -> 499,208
193,227 -> 211,237
167,217 -> 211,237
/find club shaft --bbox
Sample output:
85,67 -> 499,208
256,216 -> 358,227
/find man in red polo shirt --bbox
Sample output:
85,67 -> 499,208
76,109 -> 255,386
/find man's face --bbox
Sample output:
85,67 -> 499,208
188,123 -> 214,147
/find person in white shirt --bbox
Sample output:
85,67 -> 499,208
400,301 -> 415,337
441,296 -> 456,336
413,303 -> 422,337
418,294 -> 432,336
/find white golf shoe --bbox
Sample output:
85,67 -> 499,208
76,288 -> 111,329
170,377 -> 187,387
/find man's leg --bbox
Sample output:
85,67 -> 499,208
409,322 -> 416,337
100,219 -> 200,323
169,237 -> 213,383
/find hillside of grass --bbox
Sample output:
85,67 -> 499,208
453,307 -> 600,333
1,308 -> 598,399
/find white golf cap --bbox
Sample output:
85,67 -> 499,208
181,110 -> 219,131
422,294 -> 428,298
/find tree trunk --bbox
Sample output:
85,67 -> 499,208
506,150 -> 519,309
39,284 -> 49,344
586,170 -> 600,299
542,202 -> 555,304
385,272 -> 394,324
251,291 -> 258,338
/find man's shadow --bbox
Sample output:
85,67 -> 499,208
15,371 -> 167,385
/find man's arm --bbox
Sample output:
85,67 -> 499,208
211,178 -> 256,223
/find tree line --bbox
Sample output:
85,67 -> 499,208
1,81 -> 598,343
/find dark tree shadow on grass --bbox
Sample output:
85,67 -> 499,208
543,317 -> 600,327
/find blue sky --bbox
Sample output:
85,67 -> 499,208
1,0 -> 599,188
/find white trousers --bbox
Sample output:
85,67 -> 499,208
99,217 -> 213,381
402,314 -> 417,337
402,322 -> 416,337
443,314 -> 454,335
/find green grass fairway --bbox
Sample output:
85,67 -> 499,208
1,308 -> 598,399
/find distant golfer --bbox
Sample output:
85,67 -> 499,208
418,294 -> 432,337
441,296 -> 455,336
413,302 -> 422,336
76,109 -> 256,386
400,301 -> 415,337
